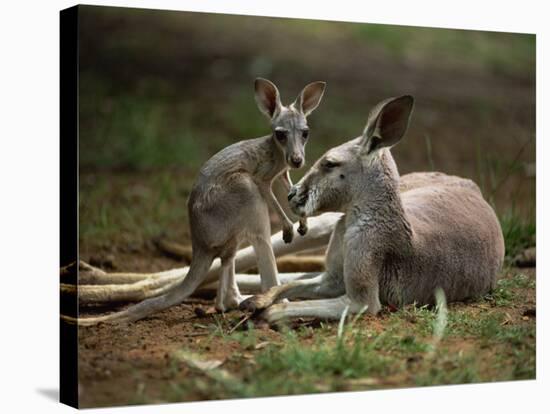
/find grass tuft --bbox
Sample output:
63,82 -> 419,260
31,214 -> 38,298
499,209 -> 536,260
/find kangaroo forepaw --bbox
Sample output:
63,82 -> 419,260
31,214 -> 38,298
297,222 -> 308,236
282,226 -> 294,244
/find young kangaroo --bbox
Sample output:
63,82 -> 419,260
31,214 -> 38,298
242,95 -> 505,323
81,78 -> 326,324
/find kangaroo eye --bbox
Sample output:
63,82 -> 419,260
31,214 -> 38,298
324,160 -> 339,169
302,129 -> 309,140
275,130 -> 288,142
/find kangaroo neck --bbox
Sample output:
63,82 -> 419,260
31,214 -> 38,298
255,135 -> 288,181
345,152 -> 413,251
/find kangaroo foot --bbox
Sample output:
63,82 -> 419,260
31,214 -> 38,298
215,291 -> 245,313
239,290 -> 279,312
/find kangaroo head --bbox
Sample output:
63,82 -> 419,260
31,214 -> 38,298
288,95 -> 414,216
255,78 -> 326,169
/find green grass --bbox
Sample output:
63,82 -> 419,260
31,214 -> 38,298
78,170 -> 194,253
485,272 -> 536,306
79,81 -> 208,170
167,327 -> 395,400
414,353 -> 480,386
160,281 -> 534,402
472,131 -> 535,261
499,209 -> 536,260
254,329 -> 392,379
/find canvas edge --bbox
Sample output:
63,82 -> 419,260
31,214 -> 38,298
60,4 -> 79,409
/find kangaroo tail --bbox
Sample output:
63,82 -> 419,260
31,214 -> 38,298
65,251 -> 215,326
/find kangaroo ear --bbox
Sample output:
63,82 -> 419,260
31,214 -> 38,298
295,81 -> 326,116
255,78 -> 283,119
361,95 -> 414,155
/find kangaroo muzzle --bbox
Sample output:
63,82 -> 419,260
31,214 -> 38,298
288,184 -> 309,215
288,154 -> 304,169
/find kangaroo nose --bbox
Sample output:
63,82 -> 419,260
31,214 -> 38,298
290,155 -> 303,168
288,186 -> 298,201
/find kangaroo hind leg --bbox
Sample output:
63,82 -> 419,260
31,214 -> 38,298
250,235 -> 280,292
261,295 -> 366,324
215,254 -> 245,312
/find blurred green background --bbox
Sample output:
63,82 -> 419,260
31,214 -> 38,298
78,5 -> 535,260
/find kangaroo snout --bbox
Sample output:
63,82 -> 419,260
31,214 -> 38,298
288,185 -> 308,215
289,154 -> 304,169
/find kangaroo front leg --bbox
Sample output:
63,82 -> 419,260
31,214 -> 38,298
279,172 -> 308,236
261,295 -> 365,324
345,253 -> 383,316
261,183 -> 295,244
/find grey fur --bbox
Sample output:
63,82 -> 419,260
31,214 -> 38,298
246,96 -> 505,322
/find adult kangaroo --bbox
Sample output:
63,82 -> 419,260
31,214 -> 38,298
242,95 -> 505,322
75,78 -> 326,325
